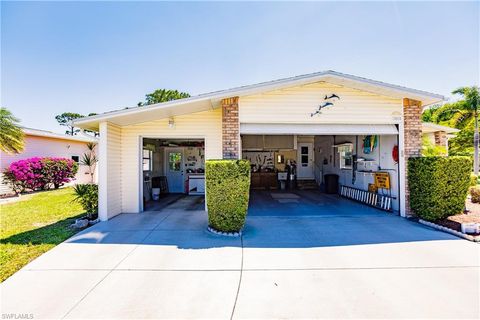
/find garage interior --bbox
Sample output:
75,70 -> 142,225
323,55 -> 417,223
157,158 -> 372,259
141,132 -> 400,214
241,133 -> 400,214
142,138 -> 205,211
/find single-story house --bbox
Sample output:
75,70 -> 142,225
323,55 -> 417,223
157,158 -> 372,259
74,70 -> 446,221
0,127 -> 98,195
422,122 -> 460,154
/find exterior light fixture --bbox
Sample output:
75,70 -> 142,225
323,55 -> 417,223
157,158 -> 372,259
168,118 -> 175,128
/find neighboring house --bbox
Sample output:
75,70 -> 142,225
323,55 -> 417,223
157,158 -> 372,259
74,70 -> 445,221
0,127 -> 98,195
422,122 -> 460,154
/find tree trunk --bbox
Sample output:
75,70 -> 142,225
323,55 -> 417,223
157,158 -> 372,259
474,111 -> 479,175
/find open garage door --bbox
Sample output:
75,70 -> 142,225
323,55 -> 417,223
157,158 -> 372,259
240,123 -> 398,135
241,132 -> 400,214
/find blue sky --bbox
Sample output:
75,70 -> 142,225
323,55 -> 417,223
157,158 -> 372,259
2,1 -> 479,133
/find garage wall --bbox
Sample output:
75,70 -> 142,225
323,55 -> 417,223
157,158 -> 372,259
239,81 -> 402,124
99,122 -> 122,220
314,135 -> 399,211
120,108 -> 222,213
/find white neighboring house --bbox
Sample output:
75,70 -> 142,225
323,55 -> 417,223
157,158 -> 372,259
0,127 -> 98,195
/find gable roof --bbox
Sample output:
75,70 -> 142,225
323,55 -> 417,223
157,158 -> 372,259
23,127 -> 97,143
74,70 -> 445,131
421,122 -> 460,134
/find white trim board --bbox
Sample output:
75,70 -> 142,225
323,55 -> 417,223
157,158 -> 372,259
240,123 -> 399,135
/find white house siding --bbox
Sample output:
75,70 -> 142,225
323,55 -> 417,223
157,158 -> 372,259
120,108 -> 222,213
239,81 -> 402,124
239,80 -> 403,213
314,135 -> 400,211
0,135 -> 94,195
98,122 -> 122,220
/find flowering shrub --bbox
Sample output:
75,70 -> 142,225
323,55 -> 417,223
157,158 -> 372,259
42,158 -> 78,189
3,157 -> 78,193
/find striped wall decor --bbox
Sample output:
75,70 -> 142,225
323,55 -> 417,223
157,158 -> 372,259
340,185 -> 393,211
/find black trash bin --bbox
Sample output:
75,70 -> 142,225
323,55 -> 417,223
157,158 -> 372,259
324,174 -> 339,194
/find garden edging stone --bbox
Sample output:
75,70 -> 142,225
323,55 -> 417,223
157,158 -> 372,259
419,219 -> 480,242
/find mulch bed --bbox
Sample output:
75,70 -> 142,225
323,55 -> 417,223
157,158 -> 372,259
433,198 -> 480,236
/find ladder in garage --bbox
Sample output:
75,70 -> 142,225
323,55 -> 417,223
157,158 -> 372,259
339,185 -> 393,212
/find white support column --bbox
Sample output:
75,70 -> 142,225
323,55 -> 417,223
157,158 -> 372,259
98,122 -> 122,221
98,122 -> 108,221
398,120 -> 407,218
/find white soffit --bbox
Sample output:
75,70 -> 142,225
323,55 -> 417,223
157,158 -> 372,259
240,123 -> 399,135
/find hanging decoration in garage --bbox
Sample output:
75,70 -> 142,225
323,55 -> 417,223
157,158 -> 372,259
392,145 -> 399,163
362,135 -> 378,154
310,94 -> 340,117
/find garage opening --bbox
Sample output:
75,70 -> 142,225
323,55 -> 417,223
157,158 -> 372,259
142,138 -> 205,211
241,133 -> 400,215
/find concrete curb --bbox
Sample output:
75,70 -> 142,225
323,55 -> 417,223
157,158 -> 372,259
418,219 -> 480,242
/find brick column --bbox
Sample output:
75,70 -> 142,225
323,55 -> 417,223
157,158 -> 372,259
222,97 -> 240,159
403,98 -> 422,216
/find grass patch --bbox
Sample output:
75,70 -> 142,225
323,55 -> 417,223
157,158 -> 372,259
0,188 -> 84,282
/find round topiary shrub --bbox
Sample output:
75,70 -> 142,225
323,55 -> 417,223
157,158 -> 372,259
205,159 -> 250,233
470,186 -> 480,203
408,156 -> 472,221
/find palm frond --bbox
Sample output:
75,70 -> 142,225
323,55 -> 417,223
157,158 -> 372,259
0,108 -> 25,153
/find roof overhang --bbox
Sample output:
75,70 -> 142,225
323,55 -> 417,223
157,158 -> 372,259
74,70 -> 445,131
421,122 -> 460,134
23,127 -> 97,143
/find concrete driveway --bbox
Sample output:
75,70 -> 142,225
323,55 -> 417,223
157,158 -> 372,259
1,194 -> 479,319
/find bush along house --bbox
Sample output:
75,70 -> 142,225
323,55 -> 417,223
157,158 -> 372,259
73,71 -> 446,221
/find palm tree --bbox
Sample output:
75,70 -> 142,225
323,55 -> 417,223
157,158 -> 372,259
435,87 -> 480,173
0,107 -> 24,154
452,87 -> 479,174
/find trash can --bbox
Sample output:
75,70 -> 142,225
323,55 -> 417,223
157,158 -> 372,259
152,188 -> 161,201
324,174 -> 339,194
151,177 -> 162,201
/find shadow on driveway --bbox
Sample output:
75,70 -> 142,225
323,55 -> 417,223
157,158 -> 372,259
65,191 -> 460,249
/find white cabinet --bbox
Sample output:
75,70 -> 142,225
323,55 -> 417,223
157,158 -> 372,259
188,175 -> 205,195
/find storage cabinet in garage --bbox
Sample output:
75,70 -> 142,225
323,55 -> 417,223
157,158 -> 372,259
251,172 -> 277,189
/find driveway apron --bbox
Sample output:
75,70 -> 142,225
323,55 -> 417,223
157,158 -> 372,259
1,194 -> 479,319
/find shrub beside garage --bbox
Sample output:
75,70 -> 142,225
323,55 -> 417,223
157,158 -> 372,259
205,159 -> 250,233
408,156 -> 472,221
3,157 -> 78,193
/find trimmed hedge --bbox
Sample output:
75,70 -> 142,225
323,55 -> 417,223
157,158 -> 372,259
408,156 -> 472,221
470,173 -> 479,186
205,159 -> 250,232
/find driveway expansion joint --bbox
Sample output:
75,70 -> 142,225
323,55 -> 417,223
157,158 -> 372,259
230,235 -> 244,320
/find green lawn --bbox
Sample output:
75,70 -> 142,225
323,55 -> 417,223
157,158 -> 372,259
0,188 -> 84,282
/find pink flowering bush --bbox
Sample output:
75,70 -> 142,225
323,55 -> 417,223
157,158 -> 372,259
42,158 -> 78,189
3,157 -> 78,193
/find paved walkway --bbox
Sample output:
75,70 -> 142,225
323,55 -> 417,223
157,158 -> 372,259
1,195 -> 479,319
